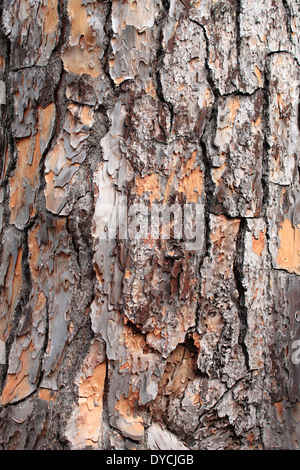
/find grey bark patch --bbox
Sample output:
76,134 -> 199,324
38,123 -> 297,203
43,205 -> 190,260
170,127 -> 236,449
0,81 -> 5,105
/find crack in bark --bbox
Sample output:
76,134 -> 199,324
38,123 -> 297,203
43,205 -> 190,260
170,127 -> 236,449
282,0 -> 293,43
233,218 -> 250,370
0,0 -> 299,450
261,58 -> 271,215
37,0 -> 70,191
189,17 -> 220,98
193,370 -> 256,439
102,1 -> 118,94
0,0 -> 73,409
188,16 -> 219,352
260,54 -> 276,276
0,32 -> 16,190
235,0 -> 241,74
155,14 -> 174,130
39,67 -> 66,195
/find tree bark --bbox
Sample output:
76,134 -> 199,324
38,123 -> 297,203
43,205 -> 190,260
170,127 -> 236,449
0,0 -> 299,450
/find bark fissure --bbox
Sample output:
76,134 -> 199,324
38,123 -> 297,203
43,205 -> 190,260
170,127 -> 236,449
155,24 -> 175,130
189,17 -> 220,98
235,0 -> 241,73
282,0 -> 293,43
233,218 -> 250,371
0,0 -> 299,450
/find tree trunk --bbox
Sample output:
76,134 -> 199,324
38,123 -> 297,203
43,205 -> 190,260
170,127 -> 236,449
0,0 -> 299,451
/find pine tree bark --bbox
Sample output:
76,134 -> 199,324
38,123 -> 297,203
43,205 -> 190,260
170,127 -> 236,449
0,0 -> 299,450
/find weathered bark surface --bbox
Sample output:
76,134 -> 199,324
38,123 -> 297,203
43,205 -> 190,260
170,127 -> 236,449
0,0 -> 299,450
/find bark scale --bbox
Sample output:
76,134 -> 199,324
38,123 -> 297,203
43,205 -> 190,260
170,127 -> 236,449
0,0 -> 299,450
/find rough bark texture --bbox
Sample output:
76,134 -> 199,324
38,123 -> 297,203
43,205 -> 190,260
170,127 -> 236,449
0,0 -> 299,450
